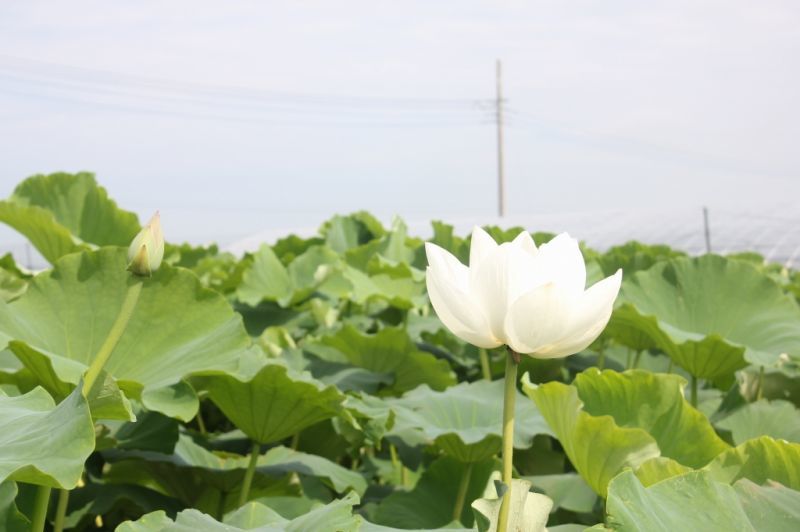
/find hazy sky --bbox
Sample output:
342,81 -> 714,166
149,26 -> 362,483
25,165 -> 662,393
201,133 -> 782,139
1,1 -> 798,248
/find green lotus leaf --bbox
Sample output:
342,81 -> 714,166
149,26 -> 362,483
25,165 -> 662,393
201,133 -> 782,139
360,523 -> 470,532
104,436 -> 352,516
250,445 -> 367,495
731,478 -> 800,531
322,213 -> 384,254
705,436 -> 800,489
163,242 -> 220,270
0,481 -> 29,532
141,380 -> 201,423
305,325 -> 455,394
1,351 -> 134,422
193,362 -> 347,444
116,511 -> 174,531
523,369 -> 728,496
105,457 -> 298,515
0,200 -> 79,264
572,369 -> 728,467
716,399 -> 800,444
525,473 -> 596,514
0,248 -> 249,419
343,217 -> 420,271
429,220 -> 469,265
316,363 -> 393,394
605,470 -> 800,531
339,392 -> 396,446
523,376 -> 657,497
109,410 -> 180,453
116,491 -> 362,532
237,244 -> 340,307
596,241 -> 685,277
60,483 -> 183,530
373,456 -> 497,529
0,172 -> 140,264
0,267 -> 26,302
324,215 -> 363,253
633,457 -> 691,487
340,265 -> 427,310
471,477 -> 553,532
608,255 -> 800,386
185,251 -> 247,296
272,234 -> 326,263
739,366 -> 800,407
0,386 -> 94,488
86,369 -> 136,422
108,433 -> 365,496
388,379 -> 553,463
0,253 -> 30,279
104,435 -> 366,493
4,340 -> 75,398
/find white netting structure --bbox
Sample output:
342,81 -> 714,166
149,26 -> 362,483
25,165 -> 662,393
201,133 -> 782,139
228,205 -> 800,268
3,204 -> 799,271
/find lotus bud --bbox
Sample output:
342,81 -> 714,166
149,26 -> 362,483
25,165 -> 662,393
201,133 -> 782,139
127,212 -> 164,276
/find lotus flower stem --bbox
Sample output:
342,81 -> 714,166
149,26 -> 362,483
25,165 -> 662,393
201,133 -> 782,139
196,409 -> 207,435
596,348 -> 606,370
217,491 -> 227,520
238,441 -> 261,507
757,366 -> 765,401
31,485 -> 51,532
53,488 -> 70,532
389,444 -> 402,484
82,282 -> 143,395
498,350 -> 519,532
479,349 -> 492,380
690,375 -> 698,407
452,461 -> 474,522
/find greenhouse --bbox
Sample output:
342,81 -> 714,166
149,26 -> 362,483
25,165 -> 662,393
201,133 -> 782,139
0,172 -> 799,531
231,204 -> 800,267
2,1 -> 799,530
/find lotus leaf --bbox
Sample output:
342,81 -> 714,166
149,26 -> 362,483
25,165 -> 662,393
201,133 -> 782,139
306,325 -> 455,394
117,491 -> 362,532
388,379 -> 553,462
0,248 -> 249,419
716,399 -> 800,444
523,369 -> 728,495
605,470 -> 800,531
0,172 -> 139,263
0,386 -> 94,488
193,362 -> 347,444
608,255 -> 800,386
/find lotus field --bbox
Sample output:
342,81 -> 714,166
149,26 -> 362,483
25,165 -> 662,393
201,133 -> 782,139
2,172 -> 800,532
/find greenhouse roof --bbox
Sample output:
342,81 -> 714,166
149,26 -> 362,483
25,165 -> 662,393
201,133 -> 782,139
227,204 -> 800,268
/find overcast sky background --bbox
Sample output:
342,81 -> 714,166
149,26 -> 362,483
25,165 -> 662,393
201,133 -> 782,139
1,1 -> 799,251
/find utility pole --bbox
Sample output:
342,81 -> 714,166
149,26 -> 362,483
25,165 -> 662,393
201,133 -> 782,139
702,206 -> 712,253
495,59 -> 506,217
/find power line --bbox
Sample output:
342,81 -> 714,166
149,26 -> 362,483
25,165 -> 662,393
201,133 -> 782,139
0,54 -> 486,111
0,84 -> 491,128
0,55 -> 499,128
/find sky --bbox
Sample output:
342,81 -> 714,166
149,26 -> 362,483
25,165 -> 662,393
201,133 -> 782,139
1,1 -> 799,252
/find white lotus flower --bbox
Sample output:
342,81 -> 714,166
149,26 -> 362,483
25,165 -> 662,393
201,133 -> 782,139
127,212 -> 164,276
425,227 -> 621,358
